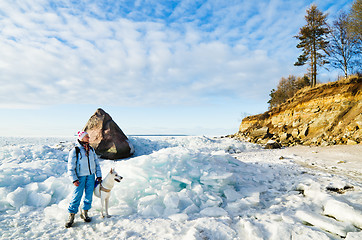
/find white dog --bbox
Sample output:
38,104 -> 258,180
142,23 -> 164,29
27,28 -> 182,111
94,168 -> 123,218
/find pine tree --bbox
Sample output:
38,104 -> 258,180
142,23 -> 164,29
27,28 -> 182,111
294,5 -> 329,87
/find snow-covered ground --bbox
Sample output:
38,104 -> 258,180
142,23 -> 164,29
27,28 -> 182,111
0,136 -> 361,240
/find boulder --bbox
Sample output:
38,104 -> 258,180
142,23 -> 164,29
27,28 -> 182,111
83,108 -> 134,160
300,126 -> 309,138
292,128 -> 299,138
347,139 -> 358,145
264,140 -> 282,149
250,127 -> 269,139
279,132 -> 289,141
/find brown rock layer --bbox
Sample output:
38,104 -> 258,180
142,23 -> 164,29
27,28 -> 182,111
233,76 -> 362,147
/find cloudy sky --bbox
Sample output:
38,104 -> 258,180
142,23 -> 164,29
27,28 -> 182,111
0,0 -> 354,136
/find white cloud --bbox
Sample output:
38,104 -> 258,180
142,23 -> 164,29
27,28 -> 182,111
0,0 -> 352,109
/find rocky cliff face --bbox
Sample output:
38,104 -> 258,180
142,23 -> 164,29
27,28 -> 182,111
234,76 -> 362,147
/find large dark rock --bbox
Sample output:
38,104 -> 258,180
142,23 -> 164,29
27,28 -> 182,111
83,108 -> 134,160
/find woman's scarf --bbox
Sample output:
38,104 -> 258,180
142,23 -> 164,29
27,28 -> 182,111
78,140 -> 90,157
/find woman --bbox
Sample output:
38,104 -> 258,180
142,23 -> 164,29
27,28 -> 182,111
65,131 -> 102,228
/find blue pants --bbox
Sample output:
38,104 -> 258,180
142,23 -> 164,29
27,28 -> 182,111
68,174 -> 95,214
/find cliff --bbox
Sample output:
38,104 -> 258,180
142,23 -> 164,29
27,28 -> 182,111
234,75 -> 362,147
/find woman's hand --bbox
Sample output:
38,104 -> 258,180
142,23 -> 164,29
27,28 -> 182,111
73,180 -> 80,187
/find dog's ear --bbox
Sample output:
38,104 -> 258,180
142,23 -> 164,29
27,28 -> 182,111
110,168 -> 113,174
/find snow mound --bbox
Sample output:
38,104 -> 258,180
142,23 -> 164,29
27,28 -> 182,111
323,199 -> 362,229
296,210 -> 355,237
105,140 -> 260,218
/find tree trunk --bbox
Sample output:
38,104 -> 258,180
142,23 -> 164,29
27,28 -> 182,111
312,38 -> 317,87
342,36 -> 348,78
343,50 -> 348,78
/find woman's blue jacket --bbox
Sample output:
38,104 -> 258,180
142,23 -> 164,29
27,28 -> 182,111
68,141 -> 102,182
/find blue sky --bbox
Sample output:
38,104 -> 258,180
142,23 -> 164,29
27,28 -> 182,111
0,0 -> 355,136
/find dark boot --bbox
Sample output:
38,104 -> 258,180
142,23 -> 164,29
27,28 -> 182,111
80,209 -> 91,222
65,213 -> 75,228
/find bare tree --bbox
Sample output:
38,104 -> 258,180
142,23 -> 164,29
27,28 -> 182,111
326,12 -> 361,77
348,0 -> 362,42
268,75 -> 310,109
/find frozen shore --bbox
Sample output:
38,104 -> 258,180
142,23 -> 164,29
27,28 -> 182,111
278,144 -> 362,182
0,136 -> 361,239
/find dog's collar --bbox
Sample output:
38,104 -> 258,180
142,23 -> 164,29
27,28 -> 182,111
100,184 -> 111,193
